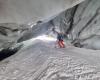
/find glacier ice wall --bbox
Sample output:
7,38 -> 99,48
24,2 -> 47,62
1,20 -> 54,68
52,0 -> 100,50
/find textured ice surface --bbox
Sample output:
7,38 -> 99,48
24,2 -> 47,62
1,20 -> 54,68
0,39 -> 100,80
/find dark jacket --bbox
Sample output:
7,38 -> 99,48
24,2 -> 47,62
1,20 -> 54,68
57,33 -> 64,41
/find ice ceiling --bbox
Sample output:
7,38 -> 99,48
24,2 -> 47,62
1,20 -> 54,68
0,0 -> 84,24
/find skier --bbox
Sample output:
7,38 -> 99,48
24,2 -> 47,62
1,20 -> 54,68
52,28 -> 65,48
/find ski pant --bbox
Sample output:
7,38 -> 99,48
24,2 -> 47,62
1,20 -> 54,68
58,40 -> 65,48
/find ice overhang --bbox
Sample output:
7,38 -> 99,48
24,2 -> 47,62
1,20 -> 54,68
0,0 -> 85,24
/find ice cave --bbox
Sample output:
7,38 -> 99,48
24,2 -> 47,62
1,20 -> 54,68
0,0 -> 100,79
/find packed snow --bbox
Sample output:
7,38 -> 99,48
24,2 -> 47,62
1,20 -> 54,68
0,35 -> 100,80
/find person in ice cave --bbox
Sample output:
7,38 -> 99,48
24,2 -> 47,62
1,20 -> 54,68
52,27 -> 65,48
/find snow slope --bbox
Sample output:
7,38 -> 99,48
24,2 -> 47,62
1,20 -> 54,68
0,37 -> 100,80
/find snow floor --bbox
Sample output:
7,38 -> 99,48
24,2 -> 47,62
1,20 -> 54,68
0,35 -> 100,80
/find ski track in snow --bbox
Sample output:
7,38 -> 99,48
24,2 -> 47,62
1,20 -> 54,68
0,40 -> 100,80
